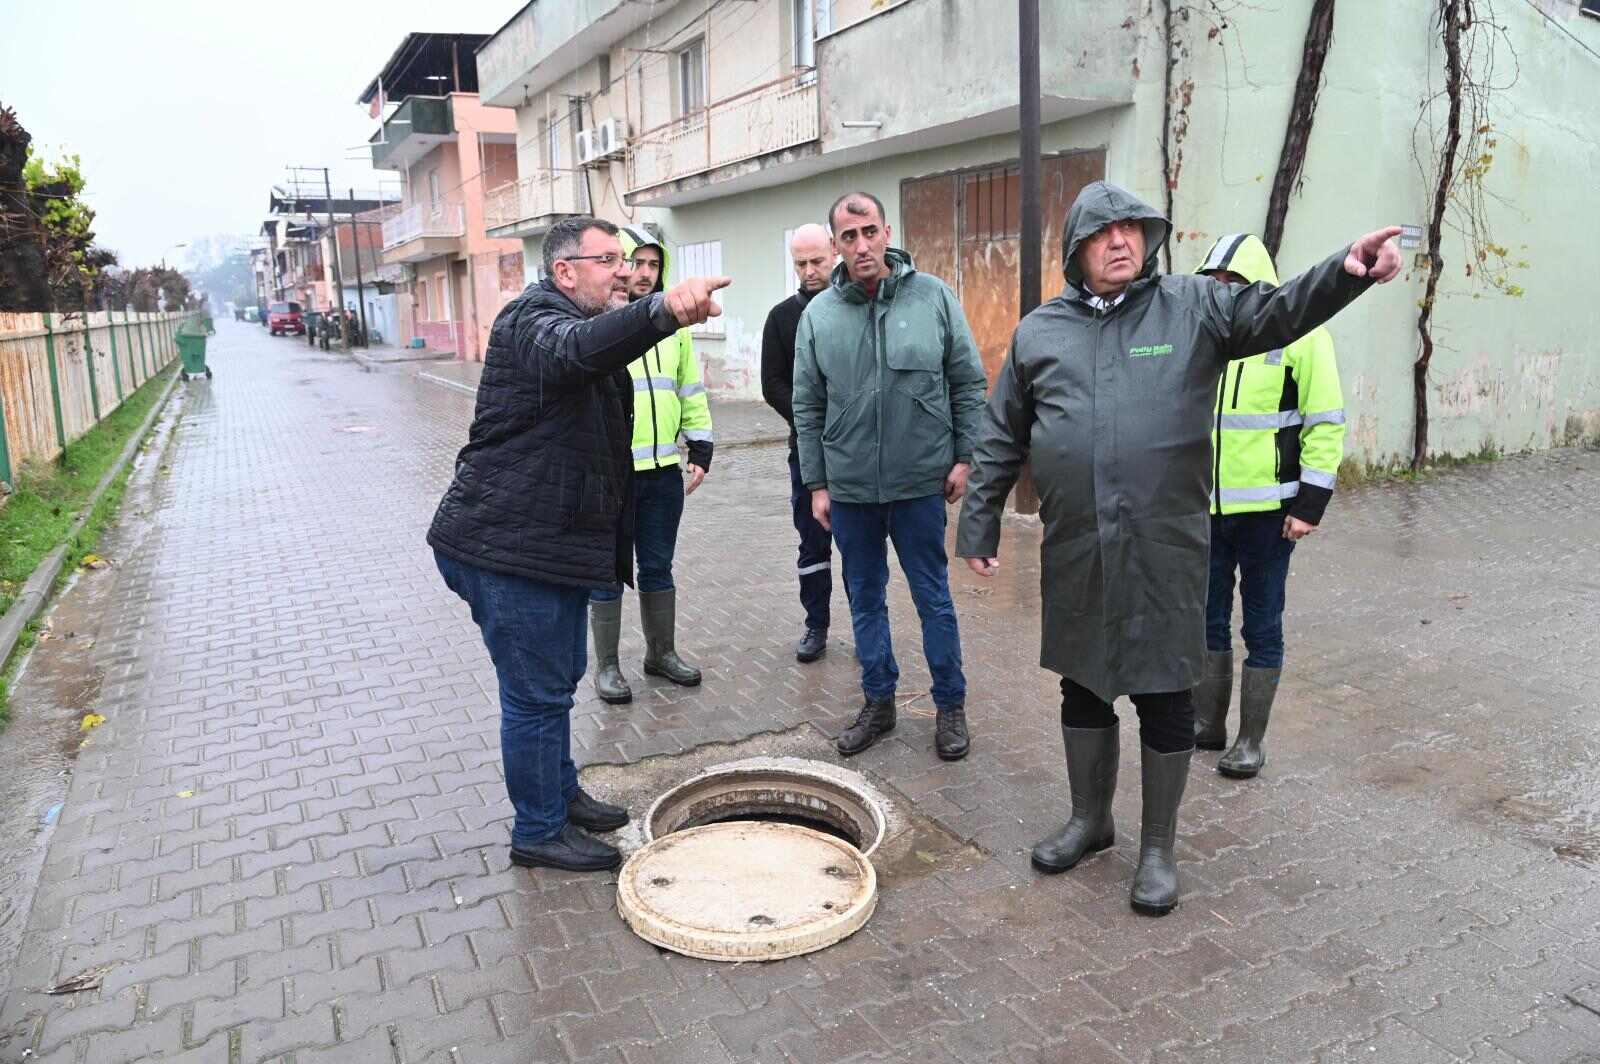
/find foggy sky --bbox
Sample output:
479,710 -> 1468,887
1,0 -> 511,269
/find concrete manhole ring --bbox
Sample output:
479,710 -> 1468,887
616,821 -> 876,962
618,758 -> 890,961
643,757 -> 888,856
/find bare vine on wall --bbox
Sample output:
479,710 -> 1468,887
1157,0 -> 1250,273
1412,0 -> 1520,469
1262,0 -> 1336,259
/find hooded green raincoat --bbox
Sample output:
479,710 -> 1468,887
956,182 -> 1376,701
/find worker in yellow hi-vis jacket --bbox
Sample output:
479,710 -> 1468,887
1193,233 -> 1347,780
589,225 -> 715,705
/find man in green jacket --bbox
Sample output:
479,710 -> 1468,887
588,225 -> 715,705
793,192 -> 987,762
958,181 -> 1399,916
1192,234 -> 1346,779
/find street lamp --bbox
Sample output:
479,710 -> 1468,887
161,242 -> 188,270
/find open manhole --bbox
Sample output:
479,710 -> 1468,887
617,759 -> 886,962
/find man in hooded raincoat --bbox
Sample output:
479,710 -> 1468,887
587,225 -> 715,706
1192,234 -> 1347,781
956,181 -> 1399,916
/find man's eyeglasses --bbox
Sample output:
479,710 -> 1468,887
560,253 -> 628,268
561,254 -> 659,269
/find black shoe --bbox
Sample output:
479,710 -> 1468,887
567,788 -> 629,832
1218,666 -> 1280,779
934,704 -> 970,761
510,824 -> 622,873
835,697 -> 895,757
796,627 -> 828,663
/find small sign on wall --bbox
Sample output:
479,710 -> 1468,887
1398,224 -> 1425,250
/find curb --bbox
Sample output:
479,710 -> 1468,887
0,367 -> 182,674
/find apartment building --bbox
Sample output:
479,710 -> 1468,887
474,0 -> 1600,465
361,33 -> 526,360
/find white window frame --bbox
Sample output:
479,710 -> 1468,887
676,240 -> 724,336
793,0 -> 817,81
677,37 -> 707,120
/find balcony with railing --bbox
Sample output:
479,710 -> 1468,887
381,202 -> 466,265
483,169 -> 590,238
625,72 -> 819,201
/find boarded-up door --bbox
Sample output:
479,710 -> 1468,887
900,149 -> 1106,511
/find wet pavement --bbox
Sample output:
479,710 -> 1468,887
0,320 -> 1596,1063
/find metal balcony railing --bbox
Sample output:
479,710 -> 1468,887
484,170 -> 589,232
626,72 -> 819,194
382,202 -> 466,249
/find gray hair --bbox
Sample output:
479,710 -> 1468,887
542,216 -> 620,275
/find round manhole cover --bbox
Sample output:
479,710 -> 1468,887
617,821 -> 876,962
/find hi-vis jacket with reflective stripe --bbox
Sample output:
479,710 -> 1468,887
1197,234 -> 1346,525
619,226 -> 714,472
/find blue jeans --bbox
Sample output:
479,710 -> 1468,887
831,494 -> 966,709
789,444 -> 835,631
1205,512 -> 1296,669
592,466 -> 683,601
436,550 -> 588,847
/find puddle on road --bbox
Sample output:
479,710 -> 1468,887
1363,741 -> 1600,869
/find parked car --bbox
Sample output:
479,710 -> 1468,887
267,301 -> 305,336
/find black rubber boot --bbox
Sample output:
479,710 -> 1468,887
590,599 -> 632,705
796,627 -> 828,663
510,825 -> 621,873
567,787 -> 629,832
835,697 -> 895,756
1031,726 -> 1118,873
1130,744 -> 1192,916
1192,649 -> 1232,751
640,589 -> 701,687
1218,666 -> 1280,779
934,704 -> 970,761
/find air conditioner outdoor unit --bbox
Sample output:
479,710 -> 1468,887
595,118 -> 628,158
575,129 -> 599,165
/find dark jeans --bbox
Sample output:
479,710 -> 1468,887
831,493 -> 966,709
1060,678 -> 1195,754
436,550 -> 588,847
592,466 -> 684,602
789,444 -> 835,631
1206,511 -> 1296,669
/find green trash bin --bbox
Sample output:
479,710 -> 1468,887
176,332 -> 211,380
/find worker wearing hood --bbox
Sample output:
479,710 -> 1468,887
957,181 -> 1399,916
588,225 -> 715,705
1192,234 -> 1347,782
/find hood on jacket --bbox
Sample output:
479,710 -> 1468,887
1061,181 -> 1171,290
1195,233 -> 1281,287
619,224 -> 670,295
828,246 -> 915,304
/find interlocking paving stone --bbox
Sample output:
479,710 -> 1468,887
1,323 -> 1597,1062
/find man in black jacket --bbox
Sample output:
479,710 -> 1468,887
429,216 -> 729,873
760,223 -> 837,663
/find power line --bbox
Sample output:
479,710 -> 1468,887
1518,0 -> 1600,64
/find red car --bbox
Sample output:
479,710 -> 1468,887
268,301 -> 305,336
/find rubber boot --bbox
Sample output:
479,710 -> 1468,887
1031,726 -> 1119,873
1130,744 -> 1192,917
1192,649 -> 1233,751
1218,666 -> 1280,779
590,599 -> 632,705
640,589 -> 701,687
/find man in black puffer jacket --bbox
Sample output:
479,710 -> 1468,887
429,216 -> 730,873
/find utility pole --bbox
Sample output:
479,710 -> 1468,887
1018,0 -> 1042,318
321,169 -> 347,347
348,188 -> 369,348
